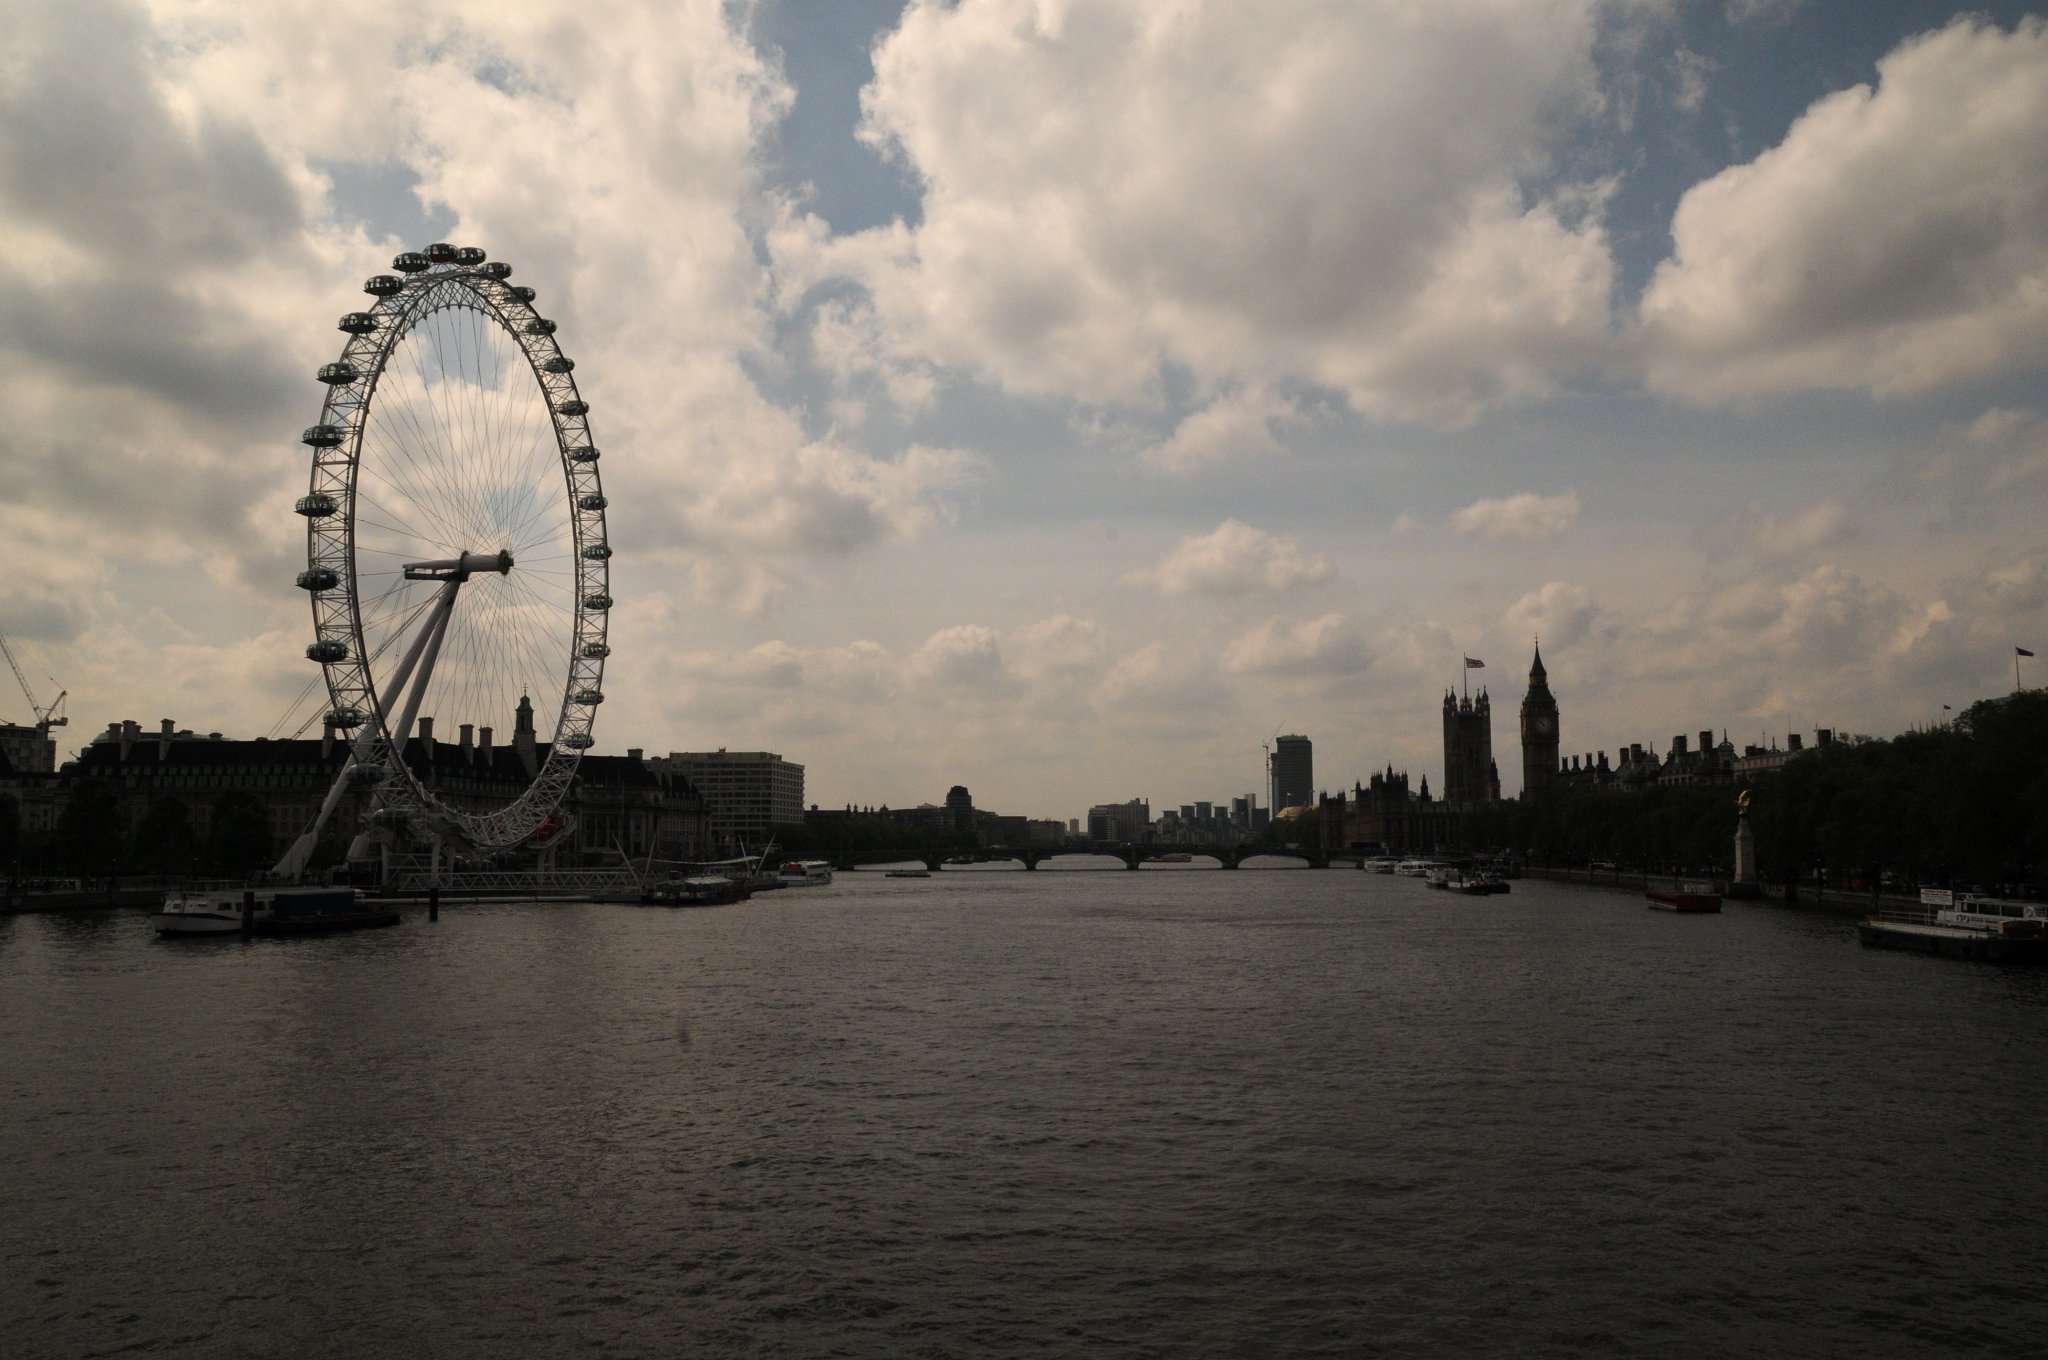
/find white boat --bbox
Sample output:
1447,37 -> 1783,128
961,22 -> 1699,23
778,859 -> 834,887
1859,889 -> 2048,961
1363,857 -> 1400,874
155,885 -> 275,935
153,884 -> 392,936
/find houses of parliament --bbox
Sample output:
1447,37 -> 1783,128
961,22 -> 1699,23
1300,639 -> 1789,852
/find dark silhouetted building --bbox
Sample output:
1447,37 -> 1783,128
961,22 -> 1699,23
1519,643 -> 1559,800
1442,690 -> 1499,806
1272,734 -> 1313,813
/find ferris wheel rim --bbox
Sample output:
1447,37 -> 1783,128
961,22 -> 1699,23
295,245 -> 610,850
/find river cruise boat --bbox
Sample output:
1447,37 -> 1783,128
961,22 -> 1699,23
1647,880 -> 1722,912
779,860 -> 834,887
646,875 -> 750,907
1858,889 -> 2048,962
154,885 -> 398,936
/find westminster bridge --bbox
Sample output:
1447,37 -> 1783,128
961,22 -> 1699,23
836,843 -> 1374,872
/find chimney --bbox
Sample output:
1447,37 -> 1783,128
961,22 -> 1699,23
460,723 -> 474,762
1699,730 -> 1713,755
159,718 -> 174,761
479,725 -> 494,758
1816,728 -> 1834,747
119,719 -> 139,762
1673,734 -> 1689,756
418,716 -> 434,750
628,747 -> 643,762
1788,733 -> 1803,751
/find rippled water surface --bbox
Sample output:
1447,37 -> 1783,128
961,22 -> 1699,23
6,871 -> 2047,1357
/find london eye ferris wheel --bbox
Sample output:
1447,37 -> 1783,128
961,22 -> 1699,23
278,242 -> 611,874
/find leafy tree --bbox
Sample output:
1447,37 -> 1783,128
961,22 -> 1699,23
205,792 -> 272,877
52,779 -> 125,880
132,796 -> 196,877
0,792 -> 18,873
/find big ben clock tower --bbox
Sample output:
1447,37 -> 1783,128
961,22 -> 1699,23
1520,642 -> 1560,799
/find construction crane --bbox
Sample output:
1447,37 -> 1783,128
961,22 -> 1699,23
0,625 -> 68,736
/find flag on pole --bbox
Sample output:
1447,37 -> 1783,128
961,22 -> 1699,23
1943,704 -> 1952,710
1464,656 -> 1485,668
2019,647 -> 2036,658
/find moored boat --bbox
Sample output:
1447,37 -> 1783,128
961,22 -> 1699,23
779,859 -> 834,887
154,885 -> 273,935
1647,880 -> 1721,912
1859,890 -> 2048,962
155,884 -> 398,936
647,875 -> 750,907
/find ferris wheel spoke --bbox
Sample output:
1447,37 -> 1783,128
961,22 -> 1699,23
395,333 -> 492,550
357,439 -> 478,555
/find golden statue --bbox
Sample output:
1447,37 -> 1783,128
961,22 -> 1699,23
1737,789 -> 1751,814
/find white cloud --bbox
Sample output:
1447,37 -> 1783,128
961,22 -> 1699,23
1907,407 -> 2048,524
1640,17 -> 2048,402
1139,388 -> 1294,474
1726,0 -> 1803,25
1670,47 -> 1714,113
1448,491 -> 1582,541
1221,615 -> 1371,678
809,0 -> 1616,426
1504,583 -> 1600,650
1140,520 -> 1335,596
1705,498 -> 1854,557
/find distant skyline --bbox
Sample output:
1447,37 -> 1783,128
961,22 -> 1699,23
2,1 -> 2046,819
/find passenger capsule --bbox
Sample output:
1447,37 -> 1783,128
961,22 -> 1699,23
574,689 -> 604,706
581,642 -> 611,659
510,285 -> 536,303
543,356 -> 575,374
561,732 -> 595,750
306,639 -> 349,663
578,493 -> 607,511
326,707 -> 366,730
317,361 -> 358,385
364,274 -> 403,296
301,425 -> 345,448
296,567 -> 340,592
581,544 -> 612,560
425,242 -> 458,263
454,246 -> 487,266
295,493 -> 339,518
566,446 -> 599,464
525,318 -> 556,336
583,593 -> 613,611
338,312 -> 378,334
392,251 -> 431,273
481,261 -> 512,280
556,399 -> 588,416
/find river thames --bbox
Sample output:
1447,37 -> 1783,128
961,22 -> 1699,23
5,869 -> 2045,1357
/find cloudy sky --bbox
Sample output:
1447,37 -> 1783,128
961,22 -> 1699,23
4,0 -> 2047,821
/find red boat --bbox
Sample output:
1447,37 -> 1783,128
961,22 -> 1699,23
1647,881 -> 1722,913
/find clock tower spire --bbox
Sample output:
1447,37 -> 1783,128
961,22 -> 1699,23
1520,640 -> 1559,799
